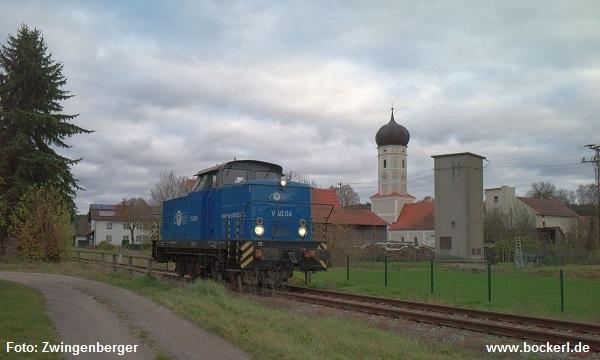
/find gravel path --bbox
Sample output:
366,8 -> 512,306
0,272 -> 248,360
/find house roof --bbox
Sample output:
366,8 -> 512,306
312,188 -> 387,226
312,188 -> 341,208
184,178 -> 196,191
516,197 -> 578,218
389,202 -> 435,231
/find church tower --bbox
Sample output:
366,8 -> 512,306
370,108 -> 415,224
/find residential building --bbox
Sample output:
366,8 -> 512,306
312,188 -> 387,244
87,204 -> 150,246
389,201 -> 435,247
484,186 -> 578,243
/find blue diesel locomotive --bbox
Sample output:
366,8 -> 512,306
152,160 -> 330,285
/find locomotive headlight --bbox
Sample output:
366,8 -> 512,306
254,224 -> 265,237
298,226 -> 307,238
280,177 -> 287,187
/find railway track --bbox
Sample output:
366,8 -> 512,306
281,285 -> 600,351
71,255 -> 600,350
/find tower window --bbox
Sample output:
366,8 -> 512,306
402,159 -> 405,168
383,159 -> 387,168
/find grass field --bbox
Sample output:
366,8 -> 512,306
293,261 -> 600,321
0,279 -> 59,360
0,262 -> 479,360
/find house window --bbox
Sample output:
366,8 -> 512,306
123,223 -> 128,230
106,222 -> 112,229
123,235 -> 128,242
413,237 -> 418,244
494,196 -> 498,203
383,159 -> 387,168
136,235 -> 142,243
106,235 -> 112,242
440,236 -> 452,250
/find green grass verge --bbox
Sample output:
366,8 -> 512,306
0,262 -> 478,360
292,262 -> 600,322
0,279 -> 59,360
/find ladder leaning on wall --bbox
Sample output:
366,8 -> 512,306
514,236 -> 524,269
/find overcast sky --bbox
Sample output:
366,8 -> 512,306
2,0 -> 599,213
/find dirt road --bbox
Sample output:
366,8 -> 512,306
0,272 -> 248,360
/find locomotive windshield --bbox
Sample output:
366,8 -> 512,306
255,170 -> 279,180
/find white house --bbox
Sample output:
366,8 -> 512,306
87,204 -> 150,246
388,201 -> 435,247
485,186 -> 578,243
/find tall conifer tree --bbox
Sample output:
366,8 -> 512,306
0,24 -> 90,232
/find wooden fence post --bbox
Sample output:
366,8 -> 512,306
147,258 -> 152,274
128,257 -> 133,274
112,254 -> 117,271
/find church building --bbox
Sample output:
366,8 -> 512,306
370,108 -> 417,224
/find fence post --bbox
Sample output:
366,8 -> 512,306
147,258 -> 152,274
346,255 -> 350,281
77,250 -> 80,262
429,259 -> 433,294
487,261 -> 492,303
112,254 -> 117,271
384,256 -> 388,287
128,257 -> 133,274
560,269 -> 565,313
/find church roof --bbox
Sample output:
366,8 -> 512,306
375,108 -> 410,147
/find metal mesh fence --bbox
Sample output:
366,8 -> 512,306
299,255 -> 600,320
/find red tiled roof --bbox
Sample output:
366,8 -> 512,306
389,202 -> 434,231
311,188 -> 387,226
312,188 -> 341,208
516,197 -> 578,218
184,178 -> 196,191
370,192 -> 415,198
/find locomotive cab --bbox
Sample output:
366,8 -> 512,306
153,160 -> 330,285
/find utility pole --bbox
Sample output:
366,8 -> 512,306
582,144 -> 600,248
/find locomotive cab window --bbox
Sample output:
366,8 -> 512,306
197,172 -> 217,191
223,168 -> 247,184
255,170 -> 279,180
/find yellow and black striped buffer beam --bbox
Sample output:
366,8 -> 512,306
318,242 -> 327,250
239,241 -> 254,269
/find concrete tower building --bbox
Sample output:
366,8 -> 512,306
370,108 -> 415,224
431,152 -> 485,260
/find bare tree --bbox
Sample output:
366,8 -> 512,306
283,170 -> 319,187
334,184 -> 360,207
527,181 -> 575,204
576,184 -> 597,205
115,198 -> 152,245
527,182 -> 557,199
150,171 -> 188,208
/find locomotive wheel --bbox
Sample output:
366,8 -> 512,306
175,258 -> 186,278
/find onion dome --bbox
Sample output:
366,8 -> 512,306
375,108 -> 410,147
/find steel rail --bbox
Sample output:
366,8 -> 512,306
281,287 -> 600,351
285,285 -> 600,335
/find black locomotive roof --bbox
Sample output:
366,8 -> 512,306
194,160 -> 283,177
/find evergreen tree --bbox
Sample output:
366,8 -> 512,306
0,24 -> 91,233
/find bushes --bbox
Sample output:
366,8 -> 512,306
97,241 -> 115,250
8,185 -> 71,261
